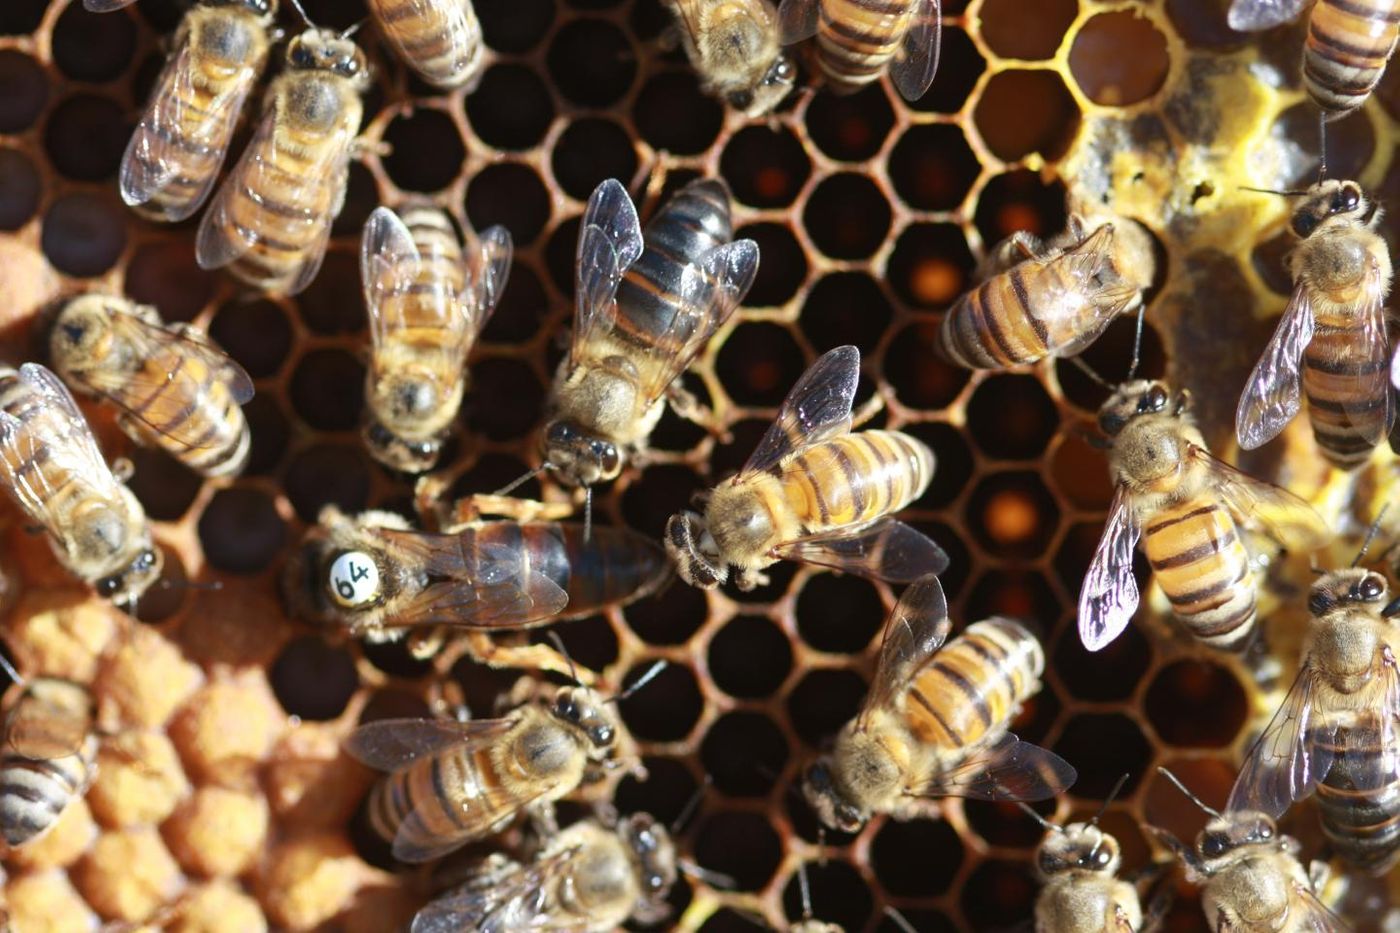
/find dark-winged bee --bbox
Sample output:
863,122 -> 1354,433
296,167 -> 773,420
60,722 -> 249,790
1080,380 -> 1329,653
666,0 -> 797,116
367,0 -> 486,90
360,206 -> 511,473
801,574 -> 1076,834
1236,179 -> 1393,470
666,344 -> 946,591
777,0 -> 940,101
0,364 -> 161,606
50,295 -> 254,479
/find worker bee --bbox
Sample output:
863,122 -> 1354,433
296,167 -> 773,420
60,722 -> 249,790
1151,769 -> 1347,931
935,213 -> 1155,371
801,574 -> 1076,834
344,664 -> 666,862
1079,379 -> 1330,653
361,206 -> 511,473
367,0 -> 485,90
540,177 -> 758,505
1229,0 -> 1400,119
196,25 -> 370,296
0,364 -> 161,607
49,295 -> 255,479
665,345 -> 946,591
1236,179 -> 1393,470
776,0 -> 940,101
665,0 -> 797,116
115,0 -> 278,222
1228,567 -> 1400,874
409,814 -> 676,931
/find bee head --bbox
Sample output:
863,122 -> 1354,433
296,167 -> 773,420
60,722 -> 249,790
1293,179 -> 1371,237
551,686 -> 619,751
287,29 -> 369,85
97,544 -> 162,607
542,420 -> 622,487
1036,822 -> 1120,878
801,758 -> 867,834
1197,811 -> 1276,860
619,813 -> 678,901
362,420 -> 442,474
730,55 -> 797,116
663,511 -> 725,589
1096,379 -> 1173,435
50,295 -> 116,365
1308,568 -> 1388,616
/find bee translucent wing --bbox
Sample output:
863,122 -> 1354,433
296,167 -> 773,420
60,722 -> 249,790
914,732 -> 1078,801
343,716 -> 516,771
6,691 -> 89,761
1227,665 -> 1331,818
83,0 -> 139,9
1078,485 -> 1142,652
1293,888 -> 1356,933
1236,284 -> 1314,450
1188,445 -> 1331,553
466,225 -> 513,338
412,848 -> 579,933
1227,0 -> 1310,31
361,207 -> 432,353
778,0 -> 819,42
857,574 -> 951,725
741,344 -> 861,477
889,0 -> 941,101
572,179 -> 643,366
1392,342 -> 1400,391
776,518 -> 950,584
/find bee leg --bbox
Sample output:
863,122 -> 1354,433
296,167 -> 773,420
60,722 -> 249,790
412,473 -> 455,531
456,494 -> 574,525
353,136 -> 392,160
462,632 -> 598,686
407,626 -> 445,660
734,567 -> 770,591
111,456 -> 135,484
668,385 -> 730,442
525,801 -> 561,841
1307,859 -> 1330,893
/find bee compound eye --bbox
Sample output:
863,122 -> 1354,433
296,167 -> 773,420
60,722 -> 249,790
1361,576 -> 1385,600
328,551 -> 380,608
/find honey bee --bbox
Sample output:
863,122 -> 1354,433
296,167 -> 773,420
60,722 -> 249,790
665,345 -> 946,591
196,26 -> 370,296
801,574 -> 1076,834
344,665 -> 666,862
665,0 -> 797,116
1236,179 -> 1393,470
1229,0 -> 1400,119
49,295 -> 255,479
1079,379 -> 1330,653
1151,769 -> 1347,932
115,0 -> 278,222
1228,567 -> 1400,874
367,0 -> 485,90
361,206 -> 511,473
409,814 -> 676,931
0,364 -> 161,606
935,214 -> 1155,371
541,177 -> 758,502
776,0 -> 940,101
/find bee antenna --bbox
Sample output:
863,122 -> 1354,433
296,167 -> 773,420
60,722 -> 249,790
612,659 -> 668,702
546,631 -> 580,687
797,858 -> 816,920
1309,555 -> 1327,575
493,462 -> 552,497
1015,800 -> 1058,832
884,905 -> 919,933
670,775 -> 711,835
159,577 -> 223,592
1239,185 -> 1312,197
1126,305 -> 1145,381
0,648 -> 23,688
679,859 -> 735,889
1093,773 -> 1131,826
1070,356 -> 1112,390
1318,112 -> 1329,184
1353,504 -> 1389,567
583,485 -> 593,544
341,17 -> 367,38
285,0 -> 314,27
1156,767 -> 1221,819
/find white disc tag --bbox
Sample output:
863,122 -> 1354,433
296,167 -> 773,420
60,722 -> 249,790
329,551 -> 380,608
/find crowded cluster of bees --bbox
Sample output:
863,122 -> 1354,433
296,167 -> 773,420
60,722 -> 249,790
7,0 -> 1400,929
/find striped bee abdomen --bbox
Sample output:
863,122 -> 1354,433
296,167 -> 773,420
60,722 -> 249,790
0,372 -> 94,520
1304,0 -> 1400,116
368,743 -> 499,853
1303,314 -> 1388,469
382,208 -> 467,350
369,0 -> 484,90
814,0 -> 913,93
1141,499 -> 1256,651
0,740 -> 97,847
780,430 -> 934,534
903,617 -> 1044,753
137,347 -> 250,478
1312,717 -> 1400,873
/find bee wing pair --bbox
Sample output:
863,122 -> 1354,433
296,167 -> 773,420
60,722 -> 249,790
777,0 -> 941,101
1227,0 -> 1309,31
410,846 -> 583,933
5,686 -> 90,762
81,0 -> 138,9
1079,446 -> 1328,652
1237,267 -> 1391,451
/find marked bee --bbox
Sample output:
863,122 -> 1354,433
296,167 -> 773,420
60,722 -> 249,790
1080,379 -> 1329,653
196,25 -> 371,296
1228,567 -> 1400,874
0,364 -> 161,607
410,814 -> 676,931
0,665 -> 98,849
777,0 -> 940,101
665,345 -> 946,591
1236,179 -> 1393,470
345,664 -> 665,863
665,0 -> 797,116
1229,0 -> 1400,119
801,574 -> 1076,834
368,0 -> 486,90
361,206 -> 511,473
50,295 -> 254,479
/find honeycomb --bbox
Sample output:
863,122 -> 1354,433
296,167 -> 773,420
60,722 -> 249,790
5,0 -> 1400,929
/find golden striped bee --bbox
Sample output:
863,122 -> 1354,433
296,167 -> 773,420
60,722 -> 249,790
0,364 -> 161,607
368,0 -> 485,90
115,0 -> 278,222
936,214 -> 1155,371
1152,770 -> 1347,931
344,664 -> 665,862
49,295 -> 255,479
409,814 -> 676,931
1228,0 -> 1400,118
541,178 -> 758,503
1236,179 -> 1393,471
1228,567 -> 1400,875
1080,380 -> 1329,653
665,344 -> 946,591
776,0 -> 940,101
801,574 -> 1076,834
666,0 -> 797,116
196,26 -> 371,296
361,206 -> 511,473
